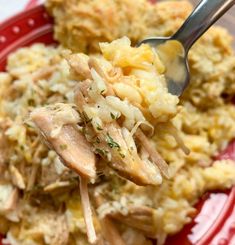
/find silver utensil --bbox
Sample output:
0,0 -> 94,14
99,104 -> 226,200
139,0 -> 235,96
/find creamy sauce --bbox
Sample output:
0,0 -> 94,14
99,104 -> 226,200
156,40 -> 186,84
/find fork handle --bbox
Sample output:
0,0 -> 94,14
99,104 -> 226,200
173,0 -> 235,52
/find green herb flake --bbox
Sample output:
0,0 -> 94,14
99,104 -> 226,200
107,134 -> 120,149
95,148 -> 108,156
32,184 -> 42,191
81,127 -> 86,135
96,137 -> 100,144
25,122 -> 33,128
82,112 -> 92,124
28,99 -> 34,106
110,112 -> 120,120
86,118 -> 92,123
96,124 -> 103,131
110,112 -> 116,120
119,153 -> 126,158
59,144 -> 68,150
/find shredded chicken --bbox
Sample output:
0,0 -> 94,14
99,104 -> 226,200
67,54 -> 92,80
26,163 -> 39,191
74,87 -> 163,186
79,177 -> 97,244
70,52 -> 169,185
9,165 -> 25,190
69,55 -> 169,184
0,186 -> 18,214
100,123 -> 163,185
31,104 -> 96,180
100,217 -> 126,245
94,192 -> 126,245
157,123 -> 190,155
43,181 -> 70,192
110,206 -> 156,238
31,104 -> 98,243
32,66 -> 56,82
135,129 -> 169,178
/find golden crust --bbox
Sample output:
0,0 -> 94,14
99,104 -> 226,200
145,1 -> 192,37
46,0 -> 192,52
46,0 -> 149,52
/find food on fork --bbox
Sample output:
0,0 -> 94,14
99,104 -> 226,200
30,38 -> 182,242
32,37 -> 184,186
70,37 -> 180,183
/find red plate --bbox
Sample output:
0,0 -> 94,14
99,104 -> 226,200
0,5 -> 235,245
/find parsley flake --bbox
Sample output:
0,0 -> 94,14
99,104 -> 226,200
95,148 -> 108,156
96,124 -> 103,131
119,152 -> 126,158
107,134 -> 120,149
110,112 -> 116,120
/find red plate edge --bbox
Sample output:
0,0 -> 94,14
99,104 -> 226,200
0,5 -> 55,70
0,5 -> 235,245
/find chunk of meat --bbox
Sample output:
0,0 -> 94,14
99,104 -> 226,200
31,105 -> 96,180
89,122 -> 162,186
67,54 -> 92,80
31,104 -> 98,243
67,49 -> 173,186
104,124 -> 163,185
